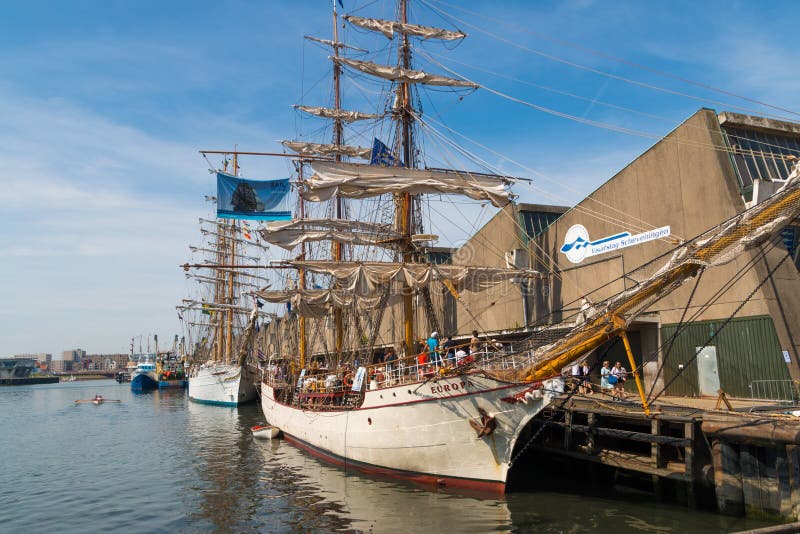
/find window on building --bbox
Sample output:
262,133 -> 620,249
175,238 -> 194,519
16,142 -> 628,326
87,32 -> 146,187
723,126 -> 800,187
520,211 -> 562,243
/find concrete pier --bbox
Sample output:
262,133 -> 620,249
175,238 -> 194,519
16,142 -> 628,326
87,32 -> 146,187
0,376 -> 59,386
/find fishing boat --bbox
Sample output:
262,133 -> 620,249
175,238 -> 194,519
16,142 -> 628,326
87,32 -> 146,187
128,336 -> 159,391
130,355 -> 159,391
156,340 -> 188,389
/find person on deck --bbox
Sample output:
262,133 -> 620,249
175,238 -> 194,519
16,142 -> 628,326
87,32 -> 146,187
469,330 -> 481,356
417,341 -> 430,379
384,346 -> 398,383
442,335 -> 456,366
455,348 -> 468,365
427,332 -> 442,369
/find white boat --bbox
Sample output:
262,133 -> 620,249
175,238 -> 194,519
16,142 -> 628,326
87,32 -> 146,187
262,372 -> 562,491
188,362 -> 257,406
251,424 -> 280,439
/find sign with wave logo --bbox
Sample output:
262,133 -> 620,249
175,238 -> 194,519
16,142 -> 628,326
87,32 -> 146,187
560,224 -> 671,264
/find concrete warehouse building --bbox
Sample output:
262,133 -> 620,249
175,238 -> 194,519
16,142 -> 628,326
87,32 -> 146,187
454,108 -> 800,399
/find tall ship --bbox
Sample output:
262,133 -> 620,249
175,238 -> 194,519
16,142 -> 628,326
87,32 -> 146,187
190,0 -> 800,491
179,189 -> 272,406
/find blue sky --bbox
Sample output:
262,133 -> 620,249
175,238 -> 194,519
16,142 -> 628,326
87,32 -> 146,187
2,0 -> 798,357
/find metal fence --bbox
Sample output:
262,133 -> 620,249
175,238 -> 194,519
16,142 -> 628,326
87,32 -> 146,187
748,379 -> 800,402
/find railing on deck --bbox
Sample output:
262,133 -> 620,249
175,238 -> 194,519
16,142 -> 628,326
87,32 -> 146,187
748,379 -> 799,402
261,341 -> 538,408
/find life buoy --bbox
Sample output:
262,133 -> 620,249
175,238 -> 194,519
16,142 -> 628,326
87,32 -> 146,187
375,372 -> 385,383
344,373 -> 354,388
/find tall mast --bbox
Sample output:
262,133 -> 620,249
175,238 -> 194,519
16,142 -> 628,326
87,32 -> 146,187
298,163 -> 307,370
213,163 -> 226,363
225,153 -> 238,365
399,0 -> 415,356
332,1 -> 345,357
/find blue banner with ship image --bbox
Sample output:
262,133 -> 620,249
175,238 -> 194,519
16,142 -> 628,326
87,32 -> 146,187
216,171 -> 292,221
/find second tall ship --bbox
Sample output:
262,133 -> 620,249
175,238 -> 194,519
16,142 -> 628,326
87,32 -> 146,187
179,202 -> 269,405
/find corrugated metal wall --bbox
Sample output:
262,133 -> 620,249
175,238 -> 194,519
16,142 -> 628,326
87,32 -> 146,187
661,315 -> 792,398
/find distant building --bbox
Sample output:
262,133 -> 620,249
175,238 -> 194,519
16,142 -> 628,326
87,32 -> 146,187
87,353 -> 128,371
14,353 -> 52,364
62,349 -> 86,362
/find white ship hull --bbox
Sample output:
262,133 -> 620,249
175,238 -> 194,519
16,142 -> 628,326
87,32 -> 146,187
189,363 -> 257,406
261,373 -> 562,492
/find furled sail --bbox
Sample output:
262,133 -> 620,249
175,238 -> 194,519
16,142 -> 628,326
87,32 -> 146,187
302,161 -> 513,207
257,287 -> 387,318
281,140 -> 371,160
336,58 -> 478,88
304,35 -> 368,53
288,261 -> 544,295
294,105 -> 381,123
344,15 -> 466,41
259,218 -> 401,250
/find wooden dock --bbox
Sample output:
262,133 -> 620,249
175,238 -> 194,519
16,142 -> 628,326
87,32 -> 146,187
518,394 -> 800,522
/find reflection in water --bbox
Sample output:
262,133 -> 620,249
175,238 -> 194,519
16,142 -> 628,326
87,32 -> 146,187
253,440 -> 512,533
0,382 -> 776,533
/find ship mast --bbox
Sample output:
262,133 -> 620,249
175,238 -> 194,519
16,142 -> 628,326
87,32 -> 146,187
332,1 -> 345,358
213,187 -> 224,362
399,0 -> 415,357
298,162 -> 307,370
224,153 -> 239,365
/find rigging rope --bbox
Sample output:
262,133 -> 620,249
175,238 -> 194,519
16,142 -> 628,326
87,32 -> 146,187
423,0 -> 800,119
421,0 -> 800,123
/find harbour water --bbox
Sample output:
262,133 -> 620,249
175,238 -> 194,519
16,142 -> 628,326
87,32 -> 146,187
0,380 -> 774,533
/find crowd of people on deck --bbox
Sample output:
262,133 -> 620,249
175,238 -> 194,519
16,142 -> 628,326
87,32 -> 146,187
269,330 -> 633,401
267,330 -> 506,394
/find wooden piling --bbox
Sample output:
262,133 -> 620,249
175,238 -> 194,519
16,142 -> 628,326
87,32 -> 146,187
525,397 -> 800,522
712,439 -> 745,516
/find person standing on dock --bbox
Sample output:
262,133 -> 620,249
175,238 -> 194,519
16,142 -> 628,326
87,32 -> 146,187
611,361 -> 627,399
600,361 -> 612,393
582,360 -> 594,394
